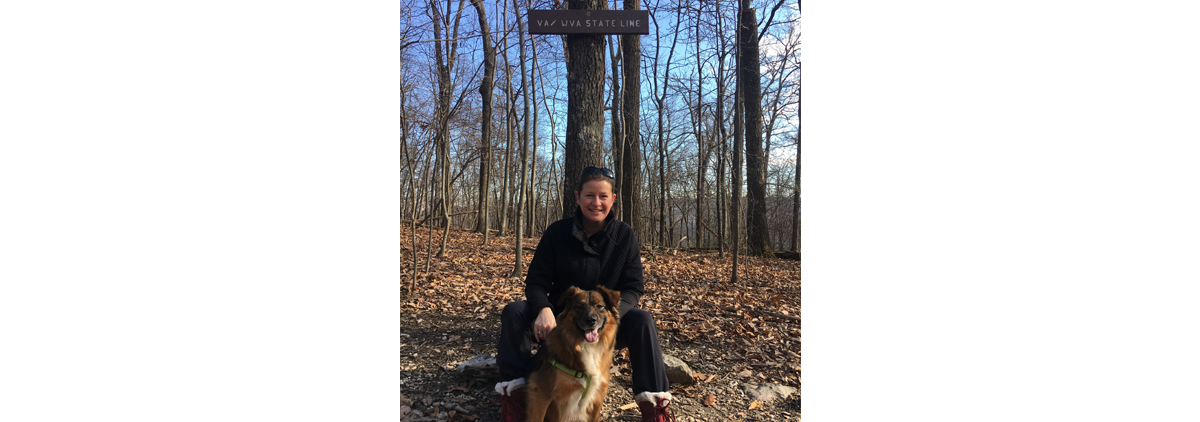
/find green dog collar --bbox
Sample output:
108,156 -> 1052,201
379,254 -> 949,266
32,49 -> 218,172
549,358 -> 591,402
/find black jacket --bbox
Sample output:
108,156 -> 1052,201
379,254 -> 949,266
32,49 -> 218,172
524,208 -> 645,318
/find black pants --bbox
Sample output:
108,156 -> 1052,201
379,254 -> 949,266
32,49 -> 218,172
497,301 -> 670,394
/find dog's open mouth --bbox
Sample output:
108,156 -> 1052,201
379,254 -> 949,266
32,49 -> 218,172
584,327 -> 601,343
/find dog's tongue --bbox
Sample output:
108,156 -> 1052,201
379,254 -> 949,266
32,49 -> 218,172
585,328 -> 599,343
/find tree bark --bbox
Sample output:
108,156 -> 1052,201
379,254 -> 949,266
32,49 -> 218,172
513,0 -> 531,277
608,35 -> 623,221
652,5 -> 681,247
528,35 -> 540,237
470,0 -> 495,245
431,0 -> 466,259
692,0 -> 706,250
498,0 -> 514,236
400,19 -> 419,293
561,0 -> 607,219
714,0 -> 729,258
731,2 -> 743,283
739,3 -> 772,257
792,130 -> 800,252
620,0 -> 642,237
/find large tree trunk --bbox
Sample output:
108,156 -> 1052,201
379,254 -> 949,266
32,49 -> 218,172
512,0 -> 532,277
561,0 -> 607,219
739,3 -> 772,257
620,0 -> 642,237
470,0 -> 495,245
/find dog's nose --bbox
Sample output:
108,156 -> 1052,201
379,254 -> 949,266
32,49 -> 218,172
586,316 -> 597,325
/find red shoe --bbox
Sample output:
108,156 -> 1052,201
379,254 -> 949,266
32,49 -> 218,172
492,378 -> 527,422
635,392 -> 677,422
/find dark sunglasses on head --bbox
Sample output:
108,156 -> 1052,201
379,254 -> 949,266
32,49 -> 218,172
581,166 -> 616,179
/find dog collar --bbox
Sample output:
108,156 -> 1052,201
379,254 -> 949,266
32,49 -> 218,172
549,359 -> 591,402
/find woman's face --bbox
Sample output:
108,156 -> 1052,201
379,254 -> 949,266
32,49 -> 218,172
575,180 -> 615,224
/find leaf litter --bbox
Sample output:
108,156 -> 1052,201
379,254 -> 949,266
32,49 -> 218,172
401,228 -> 800,421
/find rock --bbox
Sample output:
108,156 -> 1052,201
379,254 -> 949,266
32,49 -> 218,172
662,354 -> 695,385
739,382 -> 797,404
456,354 -> 498,381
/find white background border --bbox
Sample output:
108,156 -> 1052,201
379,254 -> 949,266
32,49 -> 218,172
2,1 -> 401,420
805,0 -> 1200,420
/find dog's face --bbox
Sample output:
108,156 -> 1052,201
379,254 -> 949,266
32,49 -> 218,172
557,286 -> 621,343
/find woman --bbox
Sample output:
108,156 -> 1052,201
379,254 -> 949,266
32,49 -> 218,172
494,167 -> 675,422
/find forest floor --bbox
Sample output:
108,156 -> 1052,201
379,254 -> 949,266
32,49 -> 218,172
401,227 -> 800,422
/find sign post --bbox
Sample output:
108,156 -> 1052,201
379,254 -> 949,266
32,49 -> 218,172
528,6 -> 649,219
527,10 -> 650,35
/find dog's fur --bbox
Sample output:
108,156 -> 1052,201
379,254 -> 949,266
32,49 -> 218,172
526,286 -> 621,422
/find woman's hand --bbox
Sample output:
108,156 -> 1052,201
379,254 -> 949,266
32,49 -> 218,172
532,307 -> 556,343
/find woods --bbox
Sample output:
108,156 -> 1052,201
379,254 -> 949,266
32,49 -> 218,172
401,0 -> 800,267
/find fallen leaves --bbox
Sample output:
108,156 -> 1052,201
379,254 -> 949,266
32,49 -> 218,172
402,228 -> 801,392
703,392 -> 717,406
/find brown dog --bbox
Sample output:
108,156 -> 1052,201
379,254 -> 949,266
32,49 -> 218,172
526,286 -> 621,422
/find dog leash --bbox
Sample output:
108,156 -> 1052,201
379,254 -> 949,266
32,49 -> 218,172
549,359 -> 591,403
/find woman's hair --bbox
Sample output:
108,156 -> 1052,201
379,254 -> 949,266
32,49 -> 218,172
576,167 -> 616,192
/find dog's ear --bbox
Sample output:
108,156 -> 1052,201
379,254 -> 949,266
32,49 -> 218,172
597,286 -> 621,312
557,286 -> 583,311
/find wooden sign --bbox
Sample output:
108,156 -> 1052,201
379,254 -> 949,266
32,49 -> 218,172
527,10 -> 650,35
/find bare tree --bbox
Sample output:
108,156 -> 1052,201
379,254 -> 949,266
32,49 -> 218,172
608,35 -> 623,220
731,1 -> 744,282
430,0 -> 468,258
620,0 -> 643,236
401,10 -> 419,293
792,130 -> 799,252
649,0 -> 681,246
498,0 -> 514,237
470,0 -> 495,245
690,0 -> 707,250
512,0 -> 532,277
561,0 -> 608,219
713,0 -> 731,258
739,2 -> 771,257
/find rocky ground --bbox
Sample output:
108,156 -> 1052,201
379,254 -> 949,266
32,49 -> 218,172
401,228 -> 800,421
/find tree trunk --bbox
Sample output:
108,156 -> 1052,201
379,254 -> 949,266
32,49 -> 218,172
620,0 -> 642,237
528,36 -> 539,237
498,0 -> 514,237
536,54 -> 560,232
715,0 -> 729,258
692,1 -> 706,250
470,0 -> 495,245
400,22 -> 419,293
653,4 -> 681,247
431,0 -> 466,259
513,0 -> 531,277
792,130 -> 800,252
608,35 -> 623,221
561,0 -> 607,219
731,3 -> 743,283
739,3 -> 772,257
